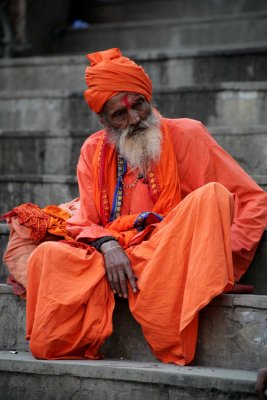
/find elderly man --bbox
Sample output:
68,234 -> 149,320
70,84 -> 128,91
25,48 -> 267,365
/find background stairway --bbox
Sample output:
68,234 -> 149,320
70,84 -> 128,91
0,0 -> 267,398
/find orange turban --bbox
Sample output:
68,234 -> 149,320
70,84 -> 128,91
84,48 -> 152,113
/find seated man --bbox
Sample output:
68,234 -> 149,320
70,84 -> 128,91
22,48 -> 267,364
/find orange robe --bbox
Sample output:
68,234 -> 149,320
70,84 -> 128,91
26,118 -> 267,364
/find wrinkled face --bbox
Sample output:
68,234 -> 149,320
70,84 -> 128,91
101,92 -> 152,134
100,92 -> 161,173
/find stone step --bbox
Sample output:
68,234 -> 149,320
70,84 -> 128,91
1,125 -> 267,176
1,82 -> 267,130
0,174 -> 266,217
1,44 -> 267,90
0,351 -> 258,400
0,129 -> 85,176
0,285 -> 28,352
51,12 -> 267,55
89,0 -> 267,23
0,174 -> 78,216
0,283 -> 266,372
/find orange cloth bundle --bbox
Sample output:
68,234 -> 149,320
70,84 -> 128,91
84,48 -> 152,113
2,200 -> 80,294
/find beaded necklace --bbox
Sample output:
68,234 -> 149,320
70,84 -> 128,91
109,154 -> 161,222
122,172 -> 144,189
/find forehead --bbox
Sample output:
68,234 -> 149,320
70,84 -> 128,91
105,92 -> 143,114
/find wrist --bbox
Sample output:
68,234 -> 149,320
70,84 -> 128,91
100,240 -> 120,253
89,236 -> 117,251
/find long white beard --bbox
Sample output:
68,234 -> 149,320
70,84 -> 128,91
107,112 -> 162,173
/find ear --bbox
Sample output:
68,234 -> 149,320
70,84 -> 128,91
98,113 -> 105,127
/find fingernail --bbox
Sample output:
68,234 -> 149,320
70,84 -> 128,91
113,290 -> 116,294
118,294 -> 122,298
123,295 -> 128,299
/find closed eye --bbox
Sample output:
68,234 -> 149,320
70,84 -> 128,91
113,109 -> 126,118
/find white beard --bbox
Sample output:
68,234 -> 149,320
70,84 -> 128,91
106,112 -> 162,174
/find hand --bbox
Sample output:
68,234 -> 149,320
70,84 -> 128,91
101,240 -> 138,298
256,368 -> 267,400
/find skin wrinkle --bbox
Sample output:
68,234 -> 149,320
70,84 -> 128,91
101,93 -> 162,175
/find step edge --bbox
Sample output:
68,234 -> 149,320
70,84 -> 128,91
1,82 -> 267,98
68,10 -> 267,30
1,42 -> 267,67
0,351 -> 257,392
1,125 -> 267,138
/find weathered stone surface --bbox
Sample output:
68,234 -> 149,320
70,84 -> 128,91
0,175 -> 78,215
0,352 -> 258,400
154,83 -> 267,127
1,84 -> 267,131
211,125 -> 267,175
0,130 -> 86,176
0,285 -> 28,352
196,295 -> 267,370
53,12 -> 267,55
14,0 -> 267,56
0,56 -> 86,91
89,0 -> 267,23
1,46 -> 267,90
0,90 -> 97,131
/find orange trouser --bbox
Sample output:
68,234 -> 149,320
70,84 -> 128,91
26,182 -> 234,364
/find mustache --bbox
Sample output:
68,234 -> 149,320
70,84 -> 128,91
127,120 -> 151,135
105,110 -> 161,145
124,112 -> 160,136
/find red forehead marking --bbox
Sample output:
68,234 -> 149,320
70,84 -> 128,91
122,94 -> 133,109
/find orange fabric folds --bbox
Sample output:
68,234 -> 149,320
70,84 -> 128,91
84,48 -> 152,113
26,182 -> 234,364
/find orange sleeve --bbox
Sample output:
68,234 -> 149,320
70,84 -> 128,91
67,132 -> 112,240
168,118 -> 267,281
204,142 -> 267,281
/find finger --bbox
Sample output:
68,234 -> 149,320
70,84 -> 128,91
106,270 -> 116,294
117,270 -> 128,299
125,264 -> 138,293
112,272 -> 123,297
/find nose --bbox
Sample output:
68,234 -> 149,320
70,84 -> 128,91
128,109 -> 140,126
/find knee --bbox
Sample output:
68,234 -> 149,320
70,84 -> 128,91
202,182 -> 232,199
202,182 -> 234,215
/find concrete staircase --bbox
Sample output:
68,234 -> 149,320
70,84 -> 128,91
0,0 -> 267,398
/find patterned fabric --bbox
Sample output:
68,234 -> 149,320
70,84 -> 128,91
2,203 -> 50,242
2,203 -> 73,242
133,212 -> 163,231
